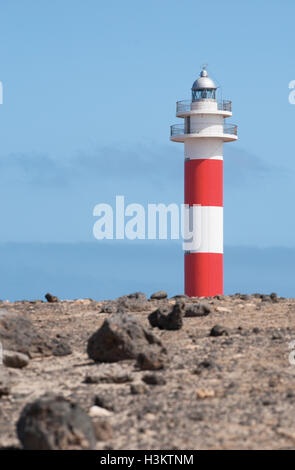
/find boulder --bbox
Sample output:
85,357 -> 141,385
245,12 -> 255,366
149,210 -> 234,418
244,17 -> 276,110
87,313 -> 164,362
17,394 -> 96,450
0,310 -> 72,358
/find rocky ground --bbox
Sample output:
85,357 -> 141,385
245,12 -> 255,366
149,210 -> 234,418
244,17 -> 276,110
1,291 -> 295,450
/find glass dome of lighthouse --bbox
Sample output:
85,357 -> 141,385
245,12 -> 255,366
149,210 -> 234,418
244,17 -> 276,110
192,66 -> 217,101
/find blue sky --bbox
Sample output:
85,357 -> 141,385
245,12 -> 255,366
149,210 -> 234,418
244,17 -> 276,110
0,1 -> 294,299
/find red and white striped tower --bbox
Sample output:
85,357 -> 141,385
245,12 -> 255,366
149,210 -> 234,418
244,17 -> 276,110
170,66 -> 238,297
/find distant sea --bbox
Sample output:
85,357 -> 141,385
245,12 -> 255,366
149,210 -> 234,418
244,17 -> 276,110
0,242 -> 294,301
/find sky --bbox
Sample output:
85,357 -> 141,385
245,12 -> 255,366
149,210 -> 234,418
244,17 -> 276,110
0,0 -> 294,299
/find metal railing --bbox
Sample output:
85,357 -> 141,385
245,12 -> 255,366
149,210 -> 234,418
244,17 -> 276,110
170,123 -> 238,137
176,99 -> 232,114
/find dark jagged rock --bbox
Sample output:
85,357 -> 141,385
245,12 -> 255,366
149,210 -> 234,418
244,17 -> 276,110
17,394 -> 96,450
116,293 -> 149,312
0,311 -> 65,358
87,313 -> 164,362
150,290 -> 168,300
148,302 -> 185,330
239,294 -> 251,301
184,302 -> 211,317
94,394 -> 116,412
45,293 -> 59,303
142,374 -> 167,386
101,292 -> 149,314
209,325 -> 229,337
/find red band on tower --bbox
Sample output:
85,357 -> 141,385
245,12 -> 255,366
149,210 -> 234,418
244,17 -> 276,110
185,252 -> 223,297
185,159 -> 223,207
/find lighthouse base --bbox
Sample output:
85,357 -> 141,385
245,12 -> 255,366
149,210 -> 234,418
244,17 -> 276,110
185,252 -> 223,297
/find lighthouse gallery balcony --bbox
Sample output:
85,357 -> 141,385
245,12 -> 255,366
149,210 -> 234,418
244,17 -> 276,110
170,122 -> 238,142
176,99 -> 232,117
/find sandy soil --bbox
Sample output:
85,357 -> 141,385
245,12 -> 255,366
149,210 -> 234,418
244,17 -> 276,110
1,293 -> 295,450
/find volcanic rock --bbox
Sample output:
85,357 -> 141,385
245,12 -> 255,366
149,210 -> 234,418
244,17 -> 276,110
150,290 -> 168,300
209,325 -> 229,337
142,374 -> 167,386
87,313 -> 164,362
45,293 -> 59,303
3,350 -> 29,368
185,302 -> 211,317
136,348 -> 167,370
148,302 -> 185,330
17,394 -> 96,450
0,311 -> 64,358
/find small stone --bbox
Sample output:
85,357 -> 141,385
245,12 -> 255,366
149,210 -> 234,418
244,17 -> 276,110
239,294 -> 250,301
148,302 -> 185,330
142,374 -> 166,386
185,302 -> 211,317
215,306 -> 230,313
88,406 -> 112,418
115,292 -> 149,312
84,372 -> 133,384
17,394 -> 96,450
209,325 -> 229,337
150,291 -> 168,300
171,294 -> 189,301
214,295 -> 224,300
101,302 -> 118,314
193,359 -> 215,375
196,388 -> 215,399
52,341 -> 72,356
130,382 -> 148,395
124,292 -> 147,302
136,348 -> 167,370
272,330 -> 284,340
270,292 -> 278,302
94,394 -> 115,412
45,293 -> 59,303
3,350 -> 29,368
189,411 -> 204,421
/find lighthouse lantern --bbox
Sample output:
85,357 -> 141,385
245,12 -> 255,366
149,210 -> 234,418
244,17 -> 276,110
191,67 -> 217,101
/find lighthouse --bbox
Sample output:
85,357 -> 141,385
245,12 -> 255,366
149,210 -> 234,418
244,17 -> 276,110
170,66 -> 237,297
